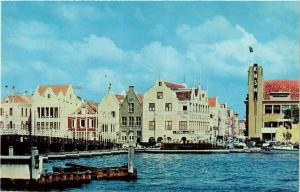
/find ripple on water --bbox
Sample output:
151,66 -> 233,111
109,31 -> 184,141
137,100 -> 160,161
43,153 -> 299,192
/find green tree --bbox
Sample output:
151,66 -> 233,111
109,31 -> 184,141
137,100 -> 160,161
284,106 -> 299,124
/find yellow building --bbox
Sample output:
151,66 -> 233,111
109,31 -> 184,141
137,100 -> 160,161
245,64 -> 299,143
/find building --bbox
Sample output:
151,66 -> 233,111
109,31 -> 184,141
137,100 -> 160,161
0,94 -> 32,135
208,97 -> 220,143
67,101 -> 98,141
142,80 -> 210,143
238,119 -> 246,136
119,86 -> 143,145
32,84 -> 84,138
98,91 -> 124,144
245,64 -> 299,142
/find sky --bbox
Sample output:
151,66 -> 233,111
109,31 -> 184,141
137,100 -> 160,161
2,2 -> 300,117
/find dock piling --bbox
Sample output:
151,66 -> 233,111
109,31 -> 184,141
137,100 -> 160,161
30,147 -> 40,180
128,146 -> 134,174
8,146 -> 14,156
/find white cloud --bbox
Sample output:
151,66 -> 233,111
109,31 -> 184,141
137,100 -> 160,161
56,5 -> 115,23
176,16 -> 299,78
5,15 -> 299,96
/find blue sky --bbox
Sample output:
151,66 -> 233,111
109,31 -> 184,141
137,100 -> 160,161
2,2 -> 299,117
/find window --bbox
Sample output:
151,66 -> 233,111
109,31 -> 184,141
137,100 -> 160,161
183,105 -> 187,111
54,107 -> 58,118
50,108 -> 53,118
48,94 -> 51,98
37,122 -> 40,129
122,117 -> 127,126
72,119 -> 76,128
265,105 -> 272,114
111,111 -> 116,118
37,107 -> 40,118
165,103 -> 172,111
128,103 -> 134,112
136,116 -> 141,126
149,103 -> 155,111
165,121 -> 172,130
50,122 -> 53,129
157,92 -> 163,99
21,108 -> 24,116
129,116 -> 134,126
0,108 -> 3,116
179,121 -> 187,130
149,121 -> 155,130
9,108 -> 13,116
81,119 -> 85,128
273,105 -> 281,114
25,108 -> 28,116
41,122 -> 45,129
46,108 -> 49,117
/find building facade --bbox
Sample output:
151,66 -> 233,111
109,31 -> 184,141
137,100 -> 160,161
119,86 -> 143,145
98,91 -> 124,144
142,80 -> 210,143
246,64 -> 299,142
32,84 -> 84,138
0,94 -> 32,135
67,102 -> 98,141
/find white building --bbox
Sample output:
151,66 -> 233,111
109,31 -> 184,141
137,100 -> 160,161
0,94 -> 32,135
98,91 -> 124,144
32,84 -> 84,138
142,80 -> 210,143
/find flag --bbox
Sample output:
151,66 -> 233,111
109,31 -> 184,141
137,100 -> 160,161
249,46 -> 253,53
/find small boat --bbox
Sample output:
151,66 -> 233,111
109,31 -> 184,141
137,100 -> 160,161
261,144 -> 299,154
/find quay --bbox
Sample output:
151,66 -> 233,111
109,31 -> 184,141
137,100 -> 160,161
0,146 -> 137,190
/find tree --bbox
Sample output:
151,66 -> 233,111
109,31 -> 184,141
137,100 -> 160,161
284,106 -> 299,124
282,132 -> 292,141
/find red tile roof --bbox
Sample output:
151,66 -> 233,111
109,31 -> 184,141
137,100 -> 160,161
136,94 -> 144,103
164,81 -> 186,90
263,80 -> 299,100
115,94 -> 125,103
176,91 -> 192,101
87,102 -> 98,113
208,97 -> 217,107
37,84 -> 70,96
2,94 -> 32,104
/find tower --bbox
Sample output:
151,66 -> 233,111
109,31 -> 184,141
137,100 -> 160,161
247,64 -> 263,141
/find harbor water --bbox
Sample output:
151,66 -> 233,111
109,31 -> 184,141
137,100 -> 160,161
44,152 -> 299,191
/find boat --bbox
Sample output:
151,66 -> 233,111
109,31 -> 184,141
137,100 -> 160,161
261,144 -> 299,154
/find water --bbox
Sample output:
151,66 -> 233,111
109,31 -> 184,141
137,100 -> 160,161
44,153 -> 299,191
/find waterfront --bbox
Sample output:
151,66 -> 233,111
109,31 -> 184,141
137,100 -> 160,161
44,153 -> 299,191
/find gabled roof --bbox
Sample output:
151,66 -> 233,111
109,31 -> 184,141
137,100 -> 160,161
115,94 -> 125,103
136,94 -> 144,103
87,102 -> 98,113
164,81 -> 187,90
208,97 -> 217,107
176,91 -> 192,101
263,80 -> 299,100
2,94 -> 32,104
37,84 -> 70,96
